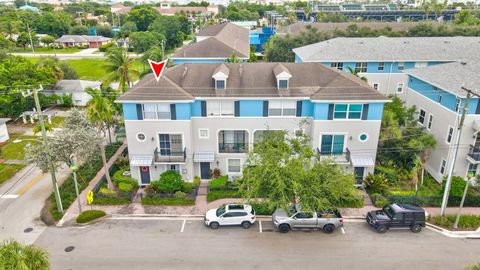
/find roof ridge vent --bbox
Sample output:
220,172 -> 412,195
182,66 -> 188,78
239,64 -> 243,76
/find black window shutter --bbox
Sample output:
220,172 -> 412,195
201,101 -> 207,117
170,104 -> 176,120
263,101 -> 269,117
327,104 -> 334,120
362,104 -> 369,120
476,100 -> 480,115
234,101 -> 240,117
136,104 -> 143,120
296,101 -> 302,117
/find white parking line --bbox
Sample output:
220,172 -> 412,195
341,227 -> 346,234
0,195 -> 19,199
259,221 -> 262,233
181,219 -> 186,233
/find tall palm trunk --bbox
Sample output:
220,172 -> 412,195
98,125 -> 113,189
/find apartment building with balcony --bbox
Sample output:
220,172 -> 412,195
293,36 -> 480,98
404,61 -> 480,182
116,62 -> 389,186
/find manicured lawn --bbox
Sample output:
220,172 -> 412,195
62,58 -> 144,81
0,134 -> 39,161
12,47 -> 81,54
0,164 -> 26,185
51,116 -> 65,128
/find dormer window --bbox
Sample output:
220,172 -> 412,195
273,63 -> 292,90
278,79 -> 288,89
212,63 -> 229,91
216,79 -> 225,90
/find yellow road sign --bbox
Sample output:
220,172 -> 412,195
87,190 -> 94,205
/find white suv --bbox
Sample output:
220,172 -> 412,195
204,204 -> 256,229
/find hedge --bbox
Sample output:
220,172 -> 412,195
141,196 -> 195,206
430,215 -> 480,229
92,196 -> 130,205
76,210 -> 106,224
207,189 -> 241,202
50,143 -> 122,221
250,202 -> 275,215
336,196 -> 364,208
370,195 -> 480,207
208,176 -> 228,188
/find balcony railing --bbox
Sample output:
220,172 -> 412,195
316,147 -> 351,164
467,145 -> 480,162
219,143 -> 248,153
154,147 -> 186,163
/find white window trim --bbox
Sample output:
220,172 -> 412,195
136,132 -> 147,142
358,132 -> 369,143
198,128 -> 209,139
142,103 -> 171,120
227,158 -> 242,174
440,158 -> 447,175
215,79 -> 226,90
268,100 -> 297,117
333,104 -> 363,120
396,82 -> 404,94
319,132 -> 348,153
166,164 -> 181,174
378,62 -> 385,71
418,108 -> 426,125
398,62 -> 405,71
157,132 -> 185,156
355,62 -> 368,73
217,129 -> 249,155
207,100 -> 234,117
331,62 -> 343,70
427,113 -> 434,131
277,79 -> 289,90
446,126 -> 454,144
455,98 -> 461,112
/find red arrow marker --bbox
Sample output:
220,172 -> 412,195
148,59 -> 168,82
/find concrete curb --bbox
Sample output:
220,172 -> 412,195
426,222 -> 480,239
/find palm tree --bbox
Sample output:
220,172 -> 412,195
346,66 -> 368,82
37,56 -> 64,82
465,263 -> 480,270
103,47 -> 139,93
86,88 -> 115,189
0,239 -> 50,270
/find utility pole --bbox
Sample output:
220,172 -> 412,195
24,86 -> 64,213
440,87 -> 476,216
26,23 -> 35,54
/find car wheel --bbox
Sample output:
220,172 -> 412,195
241,221 -> 251,229
323,224 -> 335,234
411,224 -> 422,233
209,222 -> 220,230
278,224 -> 290,233
376,225 -> 387,233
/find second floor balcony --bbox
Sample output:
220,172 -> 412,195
467,145 -> 480,164
317,147 -> 351,164
154,147 -> 186,163
218,143 -> 248,153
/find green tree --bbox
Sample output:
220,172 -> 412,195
103,47 -> 139,93
96,24 -> 113,37
454,10 -> 480,25
37,56 -> 64,82
59,62 -> 78,79
85,88 -> 115,189
0,19 -> 21,40
317,11 -> 347,23
346,66 -> 368,82
40,34 -> 55,46
240,130 -> 358,211
16,32 -> 39,49
0,239 -> 49,270
129,31 -> 162,53
117,21 -> 137,39
125,6 -> 159,31
148,16 -> 186,49
33,12 -> 73,37
70,25 -> 88,35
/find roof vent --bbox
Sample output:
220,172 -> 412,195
182,67 -> 188,78
461,62 -> 467,65
403,41 -> 409,44
444,40 -> 450,44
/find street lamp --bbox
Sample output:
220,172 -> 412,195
70,162 -> 82,214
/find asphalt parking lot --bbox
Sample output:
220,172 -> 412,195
34,217 -> 480,270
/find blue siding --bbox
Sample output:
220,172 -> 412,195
295,54 -> 303,63
172,59 -> 228,65
301,100 -> 314,117
175,103 -> 191,120
123,103 -> 137,120
313,103 -> 329,120
367,62 -> 393,73
367,103 -> 384,120
191,100 -> 202,117
239,100 -> 264,117
469,99 -> 479,114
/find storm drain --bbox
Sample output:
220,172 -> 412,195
64,246 -> 75,253
23,228 -> 33,233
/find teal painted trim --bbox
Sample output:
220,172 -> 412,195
239,100 -> 264,117
301,100 -> 314,117
367,103 -> 384,120
314,103 -> 329,120
191,100 -> 202,117
175,103 -> 191,120
123,103 -> 137,120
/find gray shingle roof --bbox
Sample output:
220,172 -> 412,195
277,22 -> 420,35
55,35 -> 111,43
404,61 -> 480,98
116,63 -> 388,102
54,80 -> 101,93
293,36 -> 480,62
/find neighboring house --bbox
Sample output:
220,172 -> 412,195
18,4 -> 39,12
116,62 -> 389,186
111,3 -> 132,15
277,22 -> 428,36
46,80 -> 101,106
0,118 -> 10,144
171,22 -> 250,64
293,36 -> 480,98
155,3 -> 218,16
404,61 -> 480,182
55,35 -> 112,48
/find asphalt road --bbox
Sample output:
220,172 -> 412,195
35,218 -> 480,270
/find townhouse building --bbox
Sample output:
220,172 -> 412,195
404,61 -> 480,182
293,36 -> 480,98
116,62 -> 389,186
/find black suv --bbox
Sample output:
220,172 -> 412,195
366,203 -> 426,233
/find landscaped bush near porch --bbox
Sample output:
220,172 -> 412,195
207,176 -> 241,202
141,196 -> 195,206
141,171 -> 197,206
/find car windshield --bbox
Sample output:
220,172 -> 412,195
382,205 -> 396,219
287,205 -> 297,216
216,207 -> 226,217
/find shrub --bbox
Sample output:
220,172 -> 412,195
141,197 -> 194,206
364,173 -> 388,194
375,165 -> 397,184
209,168 -> 221,179
250,202 -> 275,215
207,189 -> 241,202
431,215 -> 452,228
181,182 -> 194,194
337,196 -> 364,208
442,176 -> 470,197
208,176 -> 228,188
115,155 -> 129,169
374,197 -> 390,208
93,196 -> 130,205
152,170 -> 184,193
98,42 -> 114,52
455,215 -> 480,228
118,182 -> 134,193
76,210 -> 106,223
98,187 -> 116,197
193,176 -> 201,187
175,191 -> 186,198
113,168 -> 139,190
61,93 -> 73,107
144,184 -> 156,195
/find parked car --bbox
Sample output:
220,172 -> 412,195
272,205 -> 343,233
204,204 -> 256,229
366,203 -> 426,233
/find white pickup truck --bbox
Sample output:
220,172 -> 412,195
272,205 -> 343,233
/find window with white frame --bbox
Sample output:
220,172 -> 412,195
268,100 -> 296,116
446,126 -> 454,144
427,114 -> 434,130
207,100 -> 234,116
418,109 -> 426,124
398,62 -> 405,71
333,104 -> 363,119
455,98 -> 461,112
143,104 -> 171,120
396,83 -> 404,93
440,159 -> 447,175
331,62 -> 343,70
373,83 -> 379,90
227,159 -> 241,173
199,128 -> 209,139
215,79 -> 225,90
167,164 -> 180,173
278,79 -> 288,89
378,62 -> 385,71
355,62 -> 367,73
